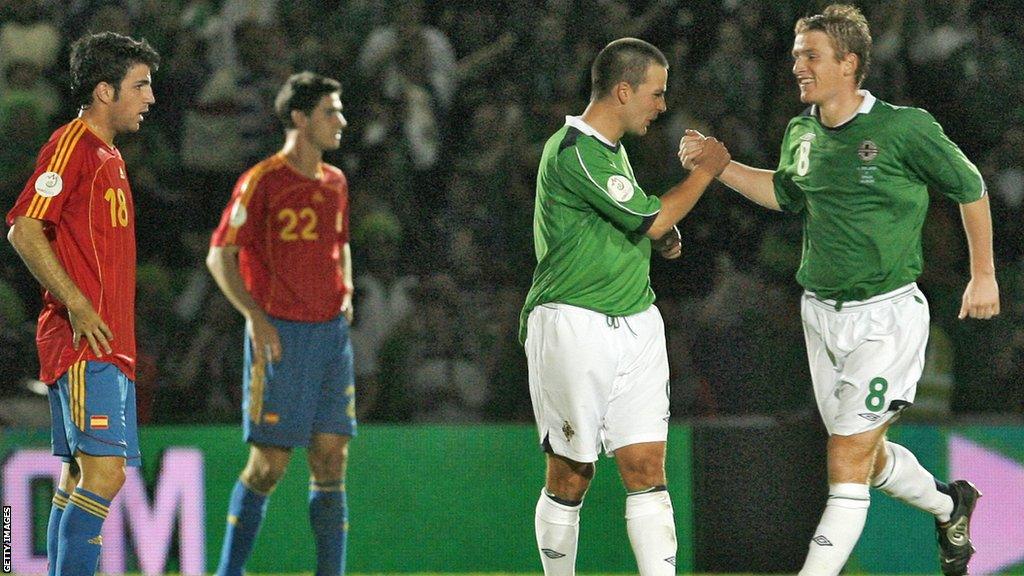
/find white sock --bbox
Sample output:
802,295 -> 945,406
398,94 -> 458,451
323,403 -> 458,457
872,441 -> 954,522
535,490 -> 581,575
799,483 -> 870,576
625,490 -> 677,576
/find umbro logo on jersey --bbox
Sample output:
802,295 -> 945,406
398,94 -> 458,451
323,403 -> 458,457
858,140 -> 878,162
858,412 -> 883,422
664,556 -> 677,566
541,548 -> 566,559
88,535 -> 103,546
119,166 -> 126,179
812,535 -> 833,546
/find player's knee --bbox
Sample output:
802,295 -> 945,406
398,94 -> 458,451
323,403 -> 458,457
827,442 -> 879,483
242,462 -> 286,493
79,459 -> 126,499
308,447 -> 348,481
546,460 -> 594,501
547,476 -> 591,502
242,448 -> 291,492
618,460 -> 665,492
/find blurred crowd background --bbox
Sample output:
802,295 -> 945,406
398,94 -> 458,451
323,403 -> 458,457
1,0 -> 1022,427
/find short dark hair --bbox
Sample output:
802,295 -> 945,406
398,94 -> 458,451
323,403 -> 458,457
274,71 -> 342,129
69,32 -> 160,108
795,4 -> 872,85
590,38 -> 668,100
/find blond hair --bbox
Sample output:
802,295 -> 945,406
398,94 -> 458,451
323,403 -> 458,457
795,4 -> 872,85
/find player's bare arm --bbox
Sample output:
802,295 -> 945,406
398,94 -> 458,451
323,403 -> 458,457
7,216 -> 113,356
206,244 -> 283,363
679,129 -> 781,211
958,195 -> 1000,320
340,242 -> 354,323
643,137 -> 730,239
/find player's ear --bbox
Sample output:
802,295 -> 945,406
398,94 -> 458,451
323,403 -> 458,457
614,80 -> 633,105
94,81 -> 116,105
842,52 -> 858,78
290,108 -> 307,129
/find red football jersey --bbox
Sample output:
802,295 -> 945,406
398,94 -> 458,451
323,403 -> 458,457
210,154 -> 351,322
5,119 -> 137,383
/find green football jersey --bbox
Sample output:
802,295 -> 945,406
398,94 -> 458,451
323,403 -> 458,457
773,91 -> 985,302
519,116 -> 661,344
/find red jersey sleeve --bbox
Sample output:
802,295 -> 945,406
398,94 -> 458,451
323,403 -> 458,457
210,161 -> 274,248
337,170 -> 350,244
6,120 -> 88,227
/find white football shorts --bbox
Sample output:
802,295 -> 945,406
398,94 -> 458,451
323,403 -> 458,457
525,302 -> 670,462
801,283 -> 929,436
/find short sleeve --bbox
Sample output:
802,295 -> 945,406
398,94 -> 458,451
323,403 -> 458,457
559,142 -> 661,233
772,124 -> 807,213
900,108 -> 985,204
210,167 -> 267,248
6,124 -> 86,227
337,172 -> 350,244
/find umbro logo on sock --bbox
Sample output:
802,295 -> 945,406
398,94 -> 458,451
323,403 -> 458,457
88,535 -> 103,546
541,548 -> 566,559
812,535 -> 833,546
664,556 -> 677,566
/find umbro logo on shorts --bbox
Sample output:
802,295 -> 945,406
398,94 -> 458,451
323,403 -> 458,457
664,556 -> 677,566
541,548 -> 566,559
562,420 -> 575,442
812,535 -> 833,546
858,412 -> 883,422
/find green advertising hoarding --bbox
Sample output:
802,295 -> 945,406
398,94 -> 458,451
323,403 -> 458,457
4,423 -> 1022,574
1,424 -> 695,574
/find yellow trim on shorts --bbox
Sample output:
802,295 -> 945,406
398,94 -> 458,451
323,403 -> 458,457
249,361 -> 265,423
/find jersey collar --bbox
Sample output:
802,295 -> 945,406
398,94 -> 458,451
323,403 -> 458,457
810,90 -> 876,128
565,115 -> 619,151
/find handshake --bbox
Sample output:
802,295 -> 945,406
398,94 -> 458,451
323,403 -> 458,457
678,129 -> 730,177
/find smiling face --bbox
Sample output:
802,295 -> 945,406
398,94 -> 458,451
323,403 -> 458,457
109,62 -> 154,134
298,92 -> 347,151
791,30 -> 858,106
622,63 -> 667,136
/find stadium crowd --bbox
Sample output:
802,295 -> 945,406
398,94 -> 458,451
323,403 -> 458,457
1,0 -> 1022,425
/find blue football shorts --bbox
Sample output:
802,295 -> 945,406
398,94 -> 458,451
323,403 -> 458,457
243,314 -> 356,447
50,360 -> 141,467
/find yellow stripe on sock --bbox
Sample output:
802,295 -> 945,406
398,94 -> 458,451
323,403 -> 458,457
69,493 -> 109,519
52,494 -> 69,509
309,481 -> 346,492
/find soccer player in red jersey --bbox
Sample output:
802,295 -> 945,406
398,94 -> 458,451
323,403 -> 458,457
207,71 -> 355,576
5,32 -> 158,576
